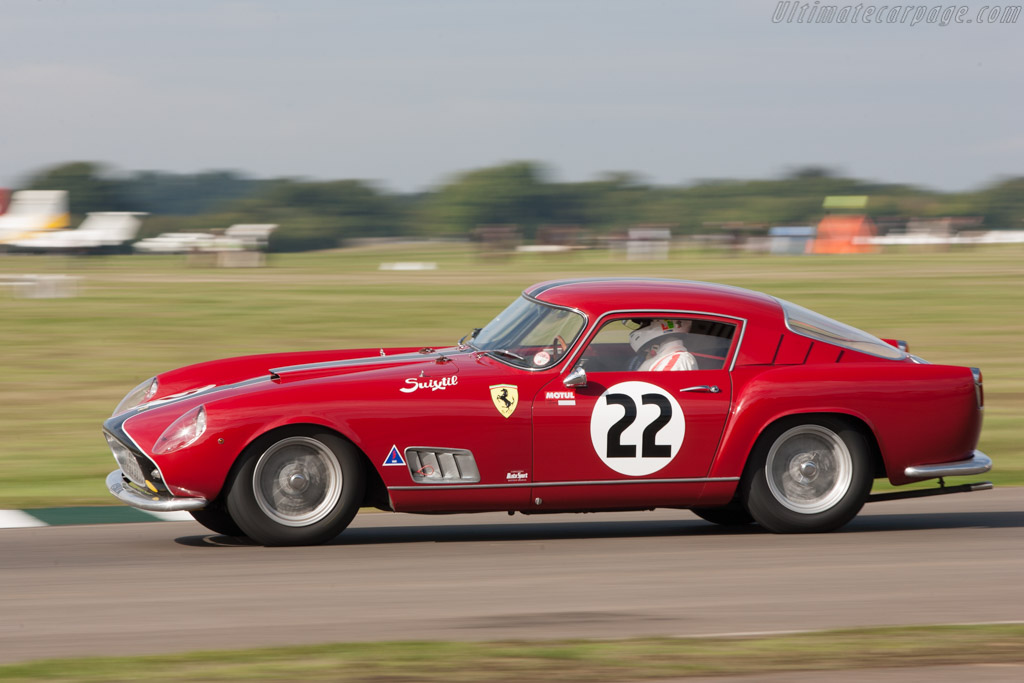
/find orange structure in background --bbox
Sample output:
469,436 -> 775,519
808,214 -> 878,254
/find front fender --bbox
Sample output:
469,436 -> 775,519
122,381 -> 365,501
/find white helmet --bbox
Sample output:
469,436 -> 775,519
628,319 -> 692,352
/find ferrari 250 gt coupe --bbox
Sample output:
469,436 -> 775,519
104,279 -> 992,545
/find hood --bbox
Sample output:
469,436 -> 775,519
268,348 -> 467,383
148,346 -> 437,400
113,347 -> 472,428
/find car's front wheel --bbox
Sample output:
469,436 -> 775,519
742,418 -> 872,533
227,431 -> 365,546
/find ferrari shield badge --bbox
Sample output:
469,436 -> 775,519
489,384 -> 518,418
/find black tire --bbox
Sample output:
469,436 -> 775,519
742,417 -> 872,533
690,503 -> 755,526
189,501 -> 245,537
226,431 -> 365,546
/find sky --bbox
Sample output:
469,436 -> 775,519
1,0 -> 1021,193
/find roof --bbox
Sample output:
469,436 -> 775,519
525,278 -> 782,321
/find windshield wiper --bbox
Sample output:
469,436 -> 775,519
489,348 -> 525,362
458,327 -> 481,349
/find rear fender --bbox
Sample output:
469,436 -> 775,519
708,364 -> 980,486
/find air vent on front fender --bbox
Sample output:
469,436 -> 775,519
405,448 -> 480,484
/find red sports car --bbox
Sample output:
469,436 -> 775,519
104,279 -> 992,545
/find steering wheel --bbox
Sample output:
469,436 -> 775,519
551,335 -> 568,359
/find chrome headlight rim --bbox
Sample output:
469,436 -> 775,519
152,404 -> 208,455
113,377 -> 159,416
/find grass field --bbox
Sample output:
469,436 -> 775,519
2,625 -> 1023,681
1,243 -> 1021,508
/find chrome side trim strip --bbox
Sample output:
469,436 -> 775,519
904,450 -> 992,479
106,470 -> 207,512
388,476 -> 739,491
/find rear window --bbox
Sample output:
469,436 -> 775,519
778,299 -> 906,360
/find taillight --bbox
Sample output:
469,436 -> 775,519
971,368 -> 983,409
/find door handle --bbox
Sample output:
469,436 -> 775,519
679,385 -> 720,393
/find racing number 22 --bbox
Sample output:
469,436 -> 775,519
605,393 -> 672,458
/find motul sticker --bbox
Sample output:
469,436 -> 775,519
544,390 -> 576,406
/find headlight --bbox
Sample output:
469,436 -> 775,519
113,377 -> 159,416
153,405 -> 207,455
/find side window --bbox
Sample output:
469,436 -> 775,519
578,317 -> 736,372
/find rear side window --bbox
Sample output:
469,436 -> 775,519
778,299 -> 906,360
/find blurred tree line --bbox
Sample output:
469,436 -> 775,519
20,161 -> 1024,252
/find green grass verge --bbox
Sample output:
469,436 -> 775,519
2,625 -> 1023,681
1,243 -> 1021,508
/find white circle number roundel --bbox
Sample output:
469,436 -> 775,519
589,381 -> 685,476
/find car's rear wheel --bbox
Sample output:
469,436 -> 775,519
189,501 -> 244,537
690,502 -> 754,526
227,432 -> 365,546
742,417 -> 872,533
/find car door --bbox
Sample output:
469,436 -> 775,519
530,313 -> 739,511
374,355 -> 552,513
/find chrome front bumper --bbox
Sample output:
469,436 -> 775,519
106,470 -> 208,512
904,450 -> 992,479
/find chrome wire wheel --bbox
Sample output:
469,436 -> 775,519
765,424 -> 853,514
252,436 -> 343,527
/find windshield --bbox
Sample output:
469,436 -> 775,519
778,299 -> 907,360
471,296 -> 586,368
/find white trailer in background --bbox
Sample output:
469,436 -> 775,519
221,223 -> 277,250
858,231 -> 1024,246
0,190 -> 70,244
134,224 -> 277,254
6,212 -> 147,254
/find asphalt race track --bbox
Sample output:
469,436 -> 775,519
2,488 -> 1022,665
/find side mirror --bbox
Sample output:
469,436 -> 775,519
563,365 -> 587,388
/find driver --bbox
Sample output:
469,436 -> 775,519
629,319 -> 698,371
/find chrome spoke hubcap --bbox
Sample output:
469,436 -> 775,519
253,437 -> 342,527
766,425 -> 852,514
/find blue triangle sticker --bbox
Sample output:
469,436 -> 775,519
383,445 -> 405,466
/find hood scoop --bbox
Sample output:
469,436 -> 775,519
270,352 -> 426,383
269,350 -> 468,383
